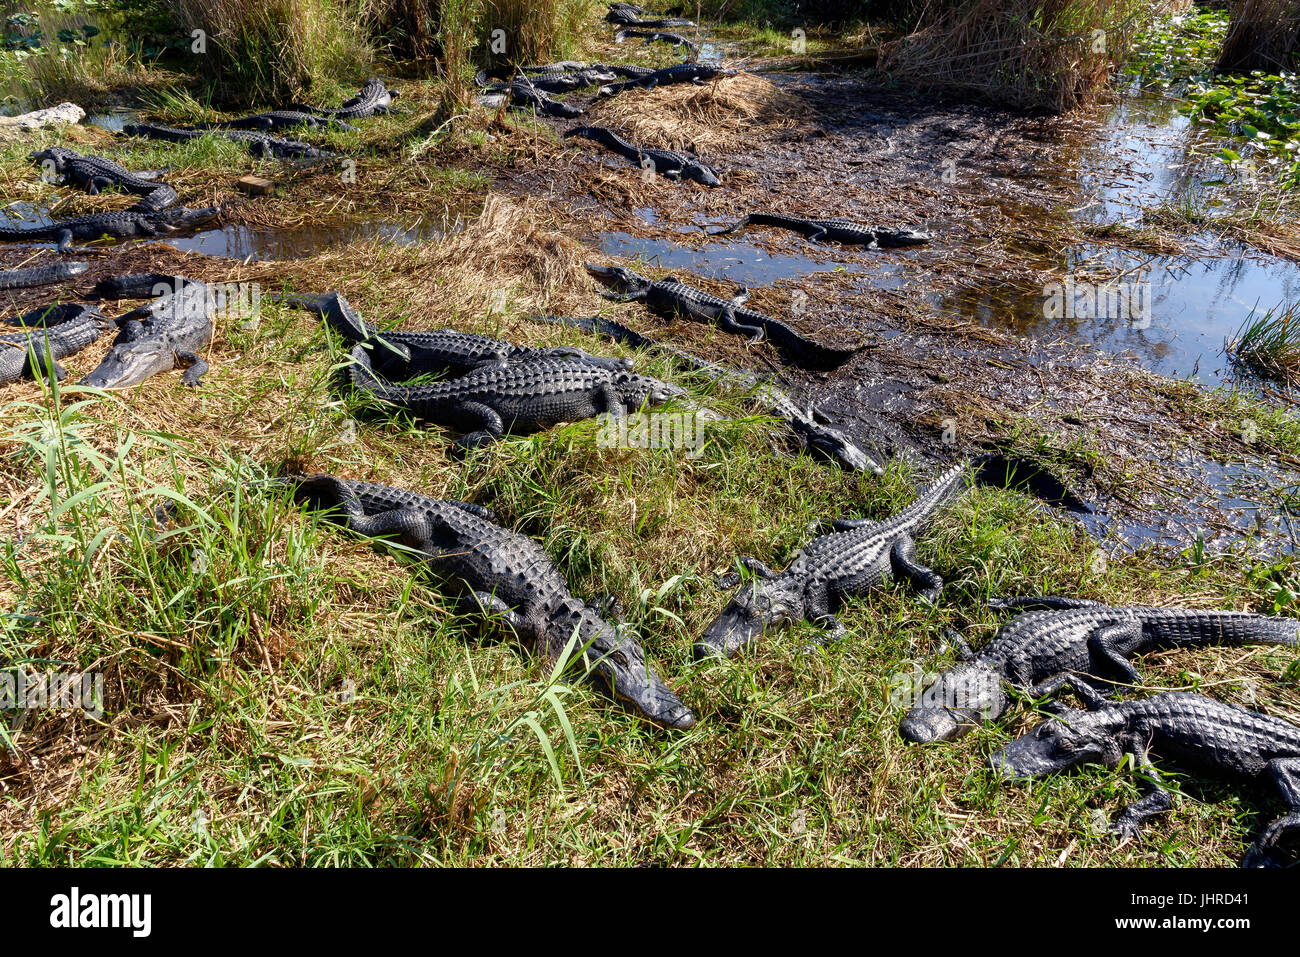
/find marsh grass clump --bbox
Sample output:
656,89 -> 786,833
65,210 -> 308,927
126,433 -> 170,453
1227,301 -> 1300,385
1216,0 -> 1300,74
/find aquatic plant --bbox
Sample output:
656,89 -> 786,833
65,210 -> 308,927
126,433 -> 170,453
1228,300 -> 1300,385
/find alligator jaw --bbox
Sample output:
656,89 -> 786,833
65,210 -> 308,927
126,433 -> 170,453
79,343 -> 172,389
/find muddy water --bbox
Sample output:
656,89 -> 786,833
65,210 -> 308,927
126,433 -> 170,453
169,218 -> 458,261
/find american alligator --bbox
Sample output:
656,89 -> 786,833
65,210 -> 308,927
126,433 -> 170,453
478,77 -> 585,118
80,274 -> 214,389
614,28 -> 697,51
0,206 -> 219,254
276,474 -> 696,729
527,313 -> 882,474
991,691 -> 1300,867
591,63 -> 657,80
0,303 -> 114,385
0,260 -> 88,289
219,110 -> 358,133
584,262 -> 859,370
289,78 -> 400,119
712,214 -> 932,249
565,127 -> 720,186
900,599 -> 1300,744
605,3 -> 694,27
28,146 -> 179,213
597,63 -> 730,96
348,347 -> 686,453
476,67 -> 617,93
121,123 -> 331,160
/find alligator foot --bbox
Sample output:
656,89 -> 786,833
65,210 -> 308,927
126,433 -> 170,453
178,351 -> 208,387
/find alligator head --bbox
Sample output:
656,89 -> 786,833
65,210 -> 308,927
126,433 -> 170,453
695,574 -> 803,659
578,614 -> 696,729
158,206 -> 220,230
683,162 -> 722,188
615,371 -> 687,410
899,660 -> 1007,743
989,707 -> 1123,782
80,340 -> 175,389
872,227 -> 932,248
807,428 -> 881,474
28,145 -> 78,171
584,262 -> 651,295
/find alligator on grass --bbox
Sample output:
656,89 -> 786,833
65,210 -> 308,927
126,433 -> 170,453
290,78 -> 400,120
0,206 -> 219,254
219,110 -> 358,134
614,28 -> 697,52
605,2 -> 694,27
992,691 -> 1300,867
80,273 -> 214,389
275,474 -> 696,729
0,303 -> 114,385
0,260 -> 87,289
29,146 -> 179,214
712,213 -> 932,249
596,63 -> 730,96
900,598 -> 1300,744
566,126 -> 720,186
121,123 -> 332,160
477,77 -> 586,118
475,66 -> 618,93
584,262 -> 858,370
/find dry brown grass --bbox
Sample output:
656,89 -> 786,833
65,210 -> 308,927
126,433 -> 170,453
1216,0 -> 1300,73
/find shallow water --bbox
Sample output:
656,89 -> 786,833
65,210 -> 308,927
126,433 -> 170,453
168,218 -> 457,261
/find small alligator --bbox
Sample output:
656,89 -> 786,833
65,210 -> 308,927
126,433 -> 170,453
565,126 -> 720,186
80,273 -> 214,389
584,262 -> 859,370
478,77 -> 585,118
597,63 -> 730,96
527,313 -> 882,474
697,463 -> 971,659
289,78 -> 400,119
219,110 -> 358,133
277,474 -> 696,729
121,123 -> 331,160
615,28 -> 697,51
0,260 -> 88,289
900,598 -> 1300,744
605,3 -> 694,27
0,303 -> 114,385
991,691 -> 1300,867
712,213 -> 932,249
348,347 -> 686,453
0,206 -> 219,254
28,146 -> 179,213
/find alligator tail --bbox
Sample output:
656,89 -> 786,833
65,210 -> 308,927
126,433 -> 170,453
762,322 -> 862,370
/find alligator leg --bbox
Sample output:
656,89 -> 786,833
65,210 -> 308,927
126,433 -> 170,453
444,499 -> 496,521
598,290 -> 648,304
54,229 -> 75,254
716,297 -> 765,344
890,537 -> 943,603
176,351 -> 209,387
1027,674 -> 1113,712
1243,759 -> 1300,867
716,556 -> 778,588
987,595 -> 1105,612
803,584 -> 847,649
1110,736 -> 1174,840
1085,621 -> 1146,686
467,590 -> 527,632
452,401 -> 505,454
806,228 -> 828,244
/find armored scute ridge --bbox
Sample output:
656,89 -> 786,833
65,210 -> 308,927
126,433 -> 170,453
0,304 -> 115,385
29,146 -> 180,214
0,260 -> 88,289
565,126 -> 721,186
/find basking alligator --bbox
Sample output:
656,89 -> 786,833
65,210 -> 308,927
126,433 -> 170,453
291,78 -> 400,120
566,126 -> 720,186
696,463 -> 970,659
220,110 -> 358,133
478,77 -> 584,118
597,63 -> 730,96
615,28 -> 697,51
605,3 -> 694,27
712,214 -> 932,249
80,273 -> 214,389
528,313 -> 881,474
277,474 -> 696,729
121,123 -> 331,160
900,598 -> 1300,744
476,67 -> 617,93
584,262 -> 859,370
0,260 -> 88,289
0,206 -> 218,254
992,691 -> 1300,867
29,146 -> 179,213
0,303 -> 114,385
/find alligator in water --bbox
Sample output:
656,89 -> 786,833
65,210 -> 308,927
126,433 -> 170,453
80,273 -> 214,388
477,77 -> 585,117
219,110 -> 358,133
566,126 -> 720,186
121,123 -> 331,160
28,146 -> 179,213
615,28 -> 697,51
597,63 -> 731,96
711,213 -> 932,249
584,262 -> 859,370
527,312 -> 882,474
0,206 -> 218,254
605,2 -> 694,27
290,78 -> 400,120
0,260 -> 88,289
696,462 -> 971,659
276,474 -> 696,729
900,598 -> 1300,744
991,691 -> 1300,867
0,303 -> 114,385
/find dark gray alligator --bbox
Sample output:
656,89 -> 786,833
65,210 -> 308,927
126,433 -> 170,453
697,462 -> 970,659
0,260 -> 88,289
991,691 -> 1300,867
0,206 -> 219,254
712,213 -> 932,249
291,78 -> 400,119
565,127 -> 720,186
591,63 -> 657,80
219,110 -> 358,133
28,146 -> 179,213
0,303 -> 114,385
477,67 -> 618,93
605,3 -> 694,27
277,474 -> 696,729
615,28 -> 697,51
121,123 -> 331,160
597,63 -> 730,96
901,598 -> 1300,744
80,274 -> 213,388
348,347 -> 686,454
584,262 -> 859,370
527,313 -> 882,474
478,77 -> 585,118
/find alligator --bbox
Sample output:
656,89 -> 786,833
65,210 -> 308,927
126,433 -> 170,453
347,346 -> 686,454
697,463 -> 972,659
900,598 -> 1300,744
527,313 -> 882,474
276,474 -> 696,729
0,303 -> 114,385
219,110 -> 358,133
605,3 -> 694,27
711,213 -> 932,249
590,63 -> 657,80
614,28 -> 697,51
0,260 -> 88,289
289,78 -> 400,119
476,67 -> 617,93
80,274 -> 214,389
991,691 -> 1300,867
0,206 -> 219,254
478,77 -> 585,118
584,262 -> 859,370
597,63 -> 730,96
28,146 -> 179,213
121,123 -> 331,160
565,127 -> 720,186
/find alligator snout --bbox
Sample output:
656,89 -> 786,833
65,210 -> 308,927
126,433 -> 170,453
899,709 -> 959,744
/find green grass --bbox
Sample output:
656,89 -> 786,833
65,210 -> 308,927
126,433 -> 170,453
1227,301 -> 1300,387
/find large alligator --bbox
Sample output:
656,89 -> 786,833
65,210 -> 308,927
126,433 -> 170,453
565,127 -> 720,186
0,303 -> 114,385
597,63 -> 730,96
900,598 -> 1300,744
277,474 -> 696,729
605,3 -> 694,27
615,28 -> 697,51
28,146 -> 179,213
0,260 -> 87,289
80,273 -> 214,389
697,462 -> 971,659
348,346 -> 686,453
476,67 -> 617,93
121,123 -> 331,160
219,110 -> 358,133
478,77 -> 585,118
991,691 -> 1300,867
527,313 -> 881,474
712,213 -> 932,249
584,262 -> 858,370
0,206 -> 219,254
291,78 -> 400,120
